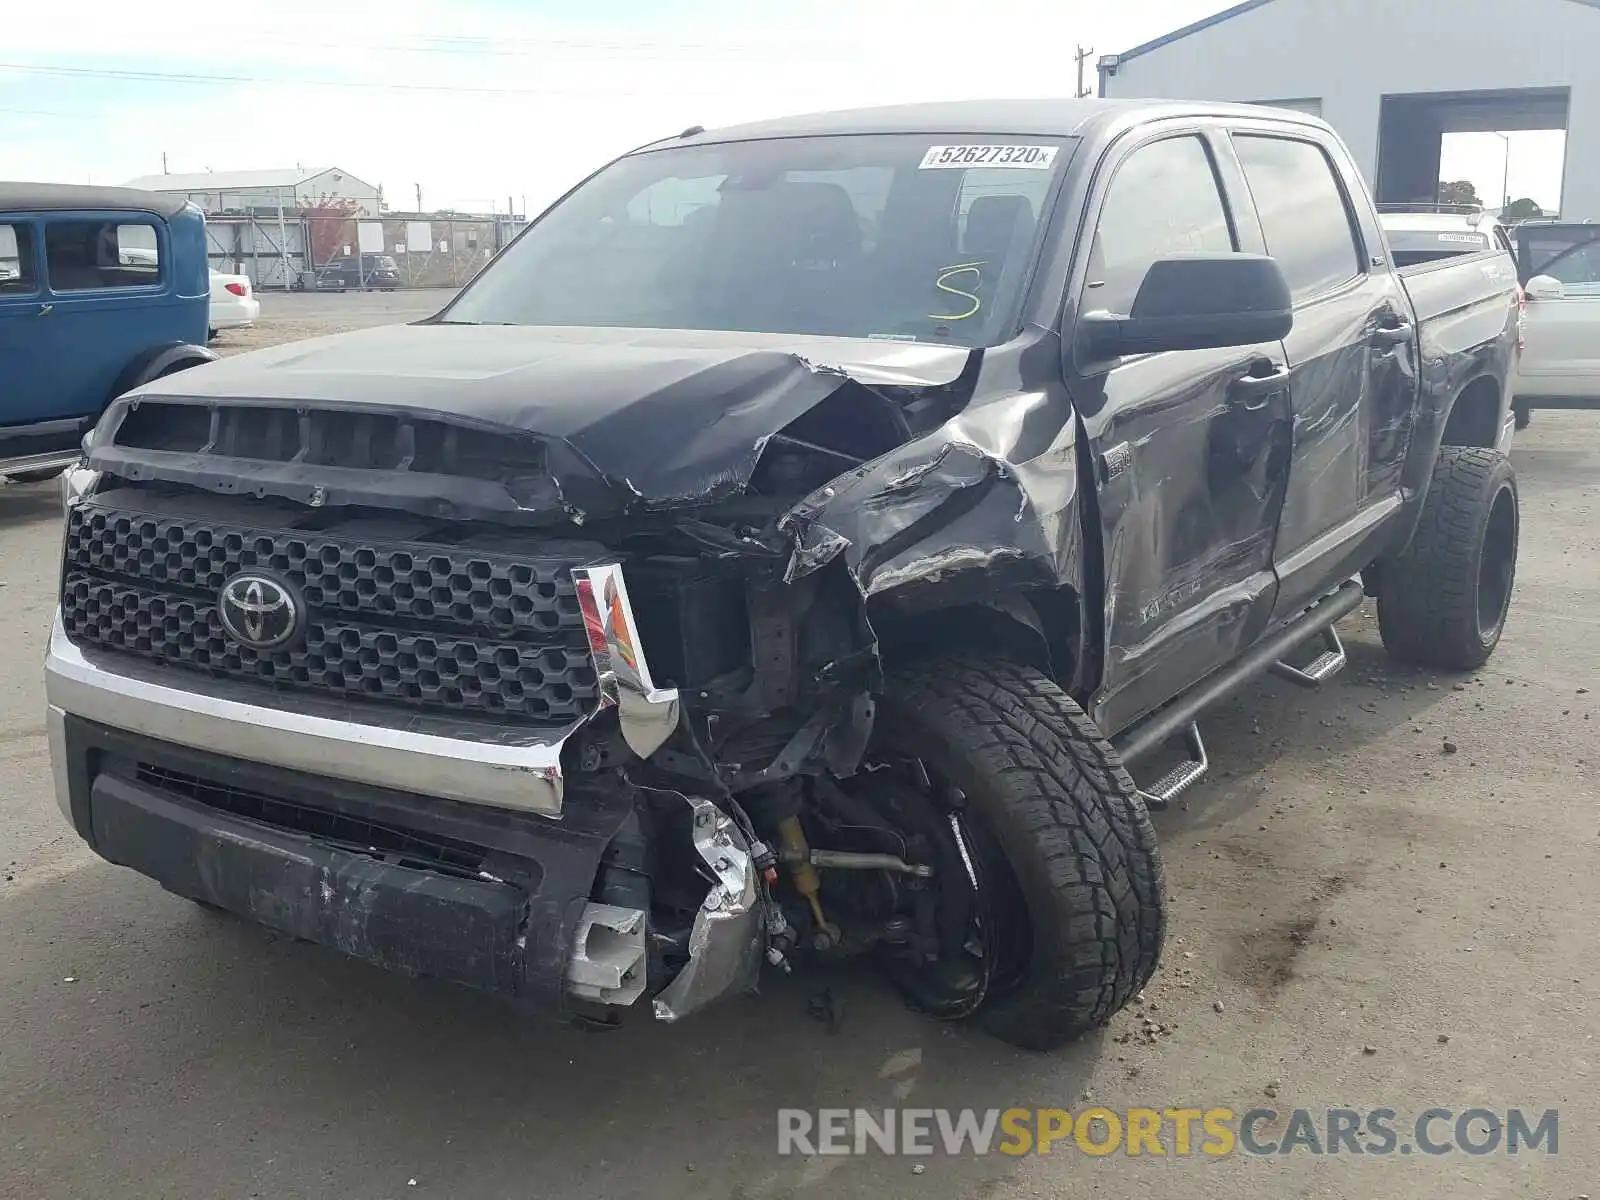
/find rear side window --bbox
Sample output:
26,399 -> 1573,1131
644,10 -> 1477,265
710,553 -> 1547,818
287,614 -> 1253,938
1234,135 -> 1363,300
0,222 -> 36,293
1519,226 -> 1600,293
44,220 -> 162,290
1085,135 -> 1237,317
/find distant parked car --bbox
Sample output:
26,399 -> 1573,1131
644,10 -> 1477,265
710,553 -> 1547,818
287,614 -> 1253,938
1378,204 -> 1514,265
315,253 -> 402,291
208,268 -> 259,337
0,183 -> 215,484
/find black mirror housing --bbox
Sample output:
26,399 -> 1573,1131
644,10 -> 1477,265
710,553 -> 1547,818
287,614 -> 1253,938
1081,253 -> 1294,359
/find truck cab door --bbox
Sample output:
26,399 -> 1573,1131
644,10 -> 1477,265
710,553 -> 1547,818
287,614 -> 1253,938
1226,130 -> 1416,618
1067,130 -> 1292,736
1515,223 -> 1600,408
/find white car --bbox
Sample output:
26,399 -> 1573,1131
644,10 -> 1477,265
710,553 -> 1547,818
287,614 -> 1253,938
1378,206 -> 1515,266
1508,222 -> 1600,422
208,269 -> 259,337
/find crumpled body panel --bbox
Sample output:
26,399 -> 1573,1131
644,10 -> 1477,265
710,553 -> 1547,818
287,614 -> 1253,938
781,356 -> 1085,613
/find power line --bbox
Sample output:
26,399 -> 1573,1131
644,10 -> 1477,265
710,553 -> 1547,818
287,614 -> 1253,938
0,60 -> 701,96
184,30 -> 771,56
0,105 -> 80,117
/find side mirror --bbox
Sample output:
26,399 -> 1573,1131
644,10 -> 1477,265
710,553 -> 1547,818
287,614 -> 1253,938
1525,274 -> 1566,301
1080,253 -> 1294,359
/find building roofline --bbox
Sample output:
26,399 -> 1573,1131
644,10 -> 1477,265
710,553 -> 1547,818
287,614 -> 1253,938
1107,0 -> 1278,65
1105,0 -> 1600,67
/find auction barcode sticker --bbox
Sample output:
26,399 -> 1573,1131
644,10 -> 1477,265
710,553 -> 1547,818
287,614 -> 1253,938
918,145 -> 1058,170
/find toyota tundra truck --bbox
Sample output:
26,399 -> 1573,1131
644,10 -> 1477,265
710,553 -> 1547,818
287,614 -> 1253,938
45,100 -> 1522,1049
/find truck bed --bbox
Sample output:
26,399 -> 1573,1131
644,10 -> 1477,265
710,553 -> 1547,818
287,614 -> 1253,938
1397,248 -> 1519,327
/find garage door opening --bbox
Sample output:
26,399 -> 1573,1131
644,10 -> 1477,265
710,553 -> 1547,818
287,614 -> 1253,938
1376,88 -> 1570,218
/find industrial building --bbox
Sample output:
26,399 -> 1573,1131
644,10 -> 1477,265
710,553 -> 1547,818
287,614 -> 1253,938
1099,0 -> 1600,219
120,167 -> 381,216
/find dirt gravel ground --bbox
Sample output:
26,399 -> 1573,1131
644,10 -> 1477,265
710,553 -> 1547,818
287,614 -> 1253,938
207,289 -> 451,357
1,298 -> 1595,1198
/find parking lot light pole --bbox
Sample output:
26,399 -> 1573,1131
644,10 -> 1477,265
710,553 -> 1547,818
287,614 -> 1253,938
1496,132 -> 1512,211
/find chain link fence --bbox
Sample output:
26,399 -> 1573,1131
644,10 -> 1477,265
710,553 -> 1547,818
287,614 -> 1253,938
204,213 -> 528,291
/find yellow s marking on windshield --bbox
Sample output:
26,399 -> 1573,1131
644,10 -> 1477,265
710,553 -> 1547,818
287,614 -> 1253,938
930,261 -> 985,321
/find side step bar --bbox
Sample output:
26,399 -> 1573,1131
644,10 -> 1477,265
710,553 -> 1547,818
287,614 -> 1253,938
1114,579 -> 1366,771
0,449 -> 80,478
1137,723 -> 1208,812
1270,627 -> 1347,689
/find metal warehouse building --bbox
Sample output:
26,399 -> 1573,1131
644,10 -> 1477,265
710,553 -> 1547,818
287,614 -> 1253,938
121,167 -> 381,216
1099,0 -> 1600,219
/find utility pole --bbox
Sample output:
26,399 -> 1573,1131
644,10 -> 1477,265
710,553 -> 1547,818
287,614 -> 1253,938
415,182 -> 423,212
1075,45 -> 1096,98
161,151 -> 168,174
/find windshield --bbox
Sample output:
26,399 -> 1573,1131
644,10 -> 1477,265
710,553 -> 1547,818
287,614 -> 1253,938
442,133 -> 1074,346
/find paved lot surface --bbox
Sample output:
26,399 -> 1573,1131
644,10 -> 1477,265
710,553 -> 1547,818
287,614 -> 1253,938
209,289 -> 453,356
1,299 -> 1595,1198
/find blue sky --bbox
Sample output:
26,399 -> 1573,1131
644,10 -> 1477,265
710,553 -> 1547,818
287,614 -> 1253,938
0,0 -> 1565,213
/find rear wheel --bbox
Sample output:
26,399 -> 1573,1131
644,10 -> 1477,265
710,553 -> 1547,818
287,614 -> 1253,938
1513,402 -> 1532,431
872,657 -> 1165,1050
1378,446 -> 1519,669
5,467 -> 66,484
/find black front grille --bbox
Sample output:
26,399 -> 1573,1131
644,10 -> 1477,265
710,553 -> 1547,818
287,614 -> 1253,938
62,504 -> 601,725
135,763 -> 488,877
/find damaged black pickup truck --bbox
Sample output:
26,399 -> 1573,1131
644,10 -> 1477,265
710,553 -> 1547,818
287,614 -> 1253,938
46,100 -> 1523,1049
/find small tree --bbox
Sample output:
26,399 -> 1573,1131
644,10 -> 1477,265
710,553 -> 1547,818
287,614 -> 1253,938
1437,180 -> 1483,208
303,196 -> 360,269
1501,197 -> 1544,223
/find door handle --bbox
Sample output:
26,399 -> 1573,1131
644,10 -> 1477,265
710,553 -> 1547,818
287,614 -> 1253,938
1229,365 -> 1292,407
1371,321 -> 1412,346
37,303 -> 53,316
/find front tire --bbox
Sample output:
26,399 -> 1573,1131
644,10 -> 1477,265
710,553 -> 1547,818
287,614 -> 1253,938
1378,446 -> 1519,669
879,658 -> 1165,1050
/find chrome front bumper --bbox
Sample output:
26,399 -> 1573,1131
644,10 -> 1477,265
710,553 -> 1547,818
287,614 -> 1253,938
44,561 -> 679,820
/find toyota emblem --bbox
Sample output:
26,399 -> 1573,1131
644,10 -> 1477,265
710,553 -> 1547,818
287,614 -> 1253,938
218,573 -> 302,651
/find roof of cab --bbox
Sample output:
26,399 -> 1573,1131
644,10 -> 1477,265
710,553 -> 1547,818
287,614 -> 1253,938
634,97 -> 1330,150
0,182 -> 192,218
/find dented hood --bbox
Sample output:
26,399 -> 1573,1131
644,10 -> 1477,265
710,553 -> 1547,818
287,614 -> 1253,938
126,322 -> 971,504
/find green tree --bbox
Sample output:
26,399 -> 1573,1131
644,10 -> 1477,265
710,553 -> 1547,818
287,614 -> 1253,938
1437,180 -> 1483,208
1501,197 -> 1544,223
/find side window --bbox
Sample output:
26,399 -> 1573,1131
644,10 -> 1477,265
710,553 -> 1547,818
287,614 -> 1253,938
44,220 -> 162,290
0,222 -> 37,293
1233,136 -> 1362,300
1086,136 -> 1236,317
1520,228 -> 1600,294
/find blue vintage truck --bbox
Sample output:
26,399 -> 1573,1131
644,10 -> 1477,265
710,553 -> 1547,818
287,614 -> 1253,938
0,184 -> 215,483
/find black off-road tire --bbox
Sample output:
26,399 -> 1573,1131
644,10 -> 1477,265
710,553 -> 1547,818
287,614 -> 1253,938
880,657 -> 1165,1050
1377,446 -> 1519,670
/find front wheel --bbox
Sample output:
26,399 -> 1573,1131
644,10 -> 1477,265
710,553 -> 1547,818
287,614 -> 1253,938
875,658 -> 1165,1049
1378,446 -> 1519,669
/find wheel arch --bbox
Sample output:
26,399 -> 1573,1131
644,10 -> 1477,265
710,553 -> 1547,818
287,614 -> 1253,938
1440,374 -> 1505,449
869,584 -> 1085,691
108,342 -> 218,403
